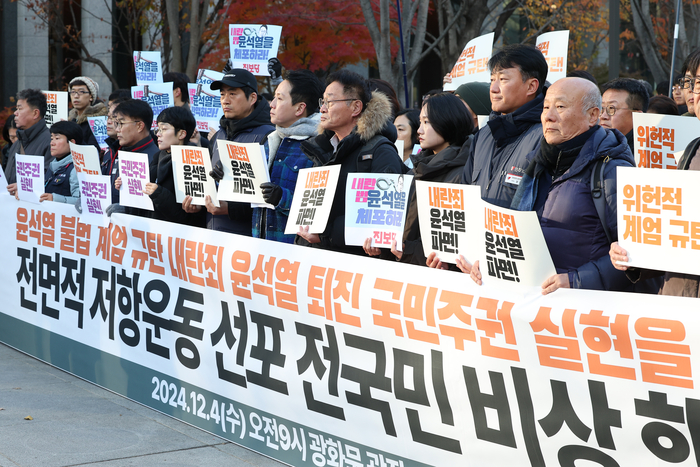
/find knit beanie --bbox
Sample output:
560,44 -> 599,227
69,76 -> 99,105
455,82 -> 492,116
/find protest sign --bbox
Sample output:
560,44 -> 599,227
190,69 -> 225,133
228,24 -> 282,76
536,30 -> 570,83
344,173 -> 412,249
88,116 -> 109,149
118,151 -> 153,211
15,154 -> 44,204
42,90 -> 69,127
632,113 -> 700,169
285,166 -> 341,234
77,173 -> 111,226
133,51 -> 164,85
617,166 -> 700,275
132,83 -> 175,130
171,145 -> 219,207
215,141 -> 270,205
477,115 -> 490,129
443,32 -> 494,91
69,142 -> 102,175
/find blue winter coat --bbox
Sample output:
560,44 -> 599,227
511,126 -> 634,291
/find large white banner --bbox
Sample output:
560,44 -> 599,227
632,113 -> 700,170
1,199 -> 699,466
443,33 -> 494,91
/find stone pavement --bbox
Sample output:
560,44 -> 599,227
0,343 -> 286,467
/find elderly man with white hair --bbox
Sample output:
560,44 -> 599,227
471,77 -> 641,294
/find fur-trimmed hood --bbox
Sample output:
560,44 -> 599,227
318,91 -> 393,142
68,102 -> 108,125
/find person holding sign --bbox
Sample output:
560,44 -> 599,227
251,70 -> 323,243
40,121 -> 83,205
364,93 -> 473,265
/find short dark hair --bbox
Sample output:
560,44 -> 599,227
681,49 -> 700,76
156,106 -> 197,141
109,89 -> 131,102
326,69 -> 372,113
3,115 -> 16,144
602,78 -> 650,112
17,89 -> 47,118
488,44 -> 549,94
50,120 -> 84,145
109,97 -> 129,109
567,69 -> 598,86
647,95 -> 679,115
285,69 -> 324,115
395,108 -> 420,146
369,78 -> 401,118
656,80 -> 670,97
164,72 -> 191,104
114,99 -> 153,128
422,93 -> 473,147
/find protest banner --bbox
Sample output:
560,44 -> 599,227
42,90 -> 69,127
1,199 -> 700,467
215,141 -> 270,205
616,166 -> 700,275
443,32 -> 494,91
190,69 -> 225,133
88,116 -> 109,149
285,166 -> 341,235
228,24 -> 282,76
132,83 -> 175,130
170,145 -> 219,207
77,173 -> 112,226
118,151 -> 153,211
536,30 -> 570,84
133,51 -> 164,85
15,154 -> 44,204
632,113 -> 700,169
69,142 -> 102,175
344,173 -> 412,249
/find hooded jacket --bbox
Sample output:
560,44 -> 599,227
463,92 -> 545,207
512,126 -> 634,291
401,142 -> 471,266
210,98 -> 275,235
300,91 -> 404,255
251,113 -> 320,243
69,102 -> 108,151
5,118 -> 52,184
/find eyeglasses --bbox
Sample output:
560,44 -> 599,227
155,126 -> 173,135
318,98 -> 357,109
603,105 -> 634,116
677,77 -> 696,90
114,120 -> 140,129
70,90 -> 90,97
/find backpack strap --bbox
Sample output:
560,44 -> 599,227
590,156 -> 613,244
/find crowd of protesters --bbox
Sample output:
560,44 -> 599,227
2,44 -> 699,298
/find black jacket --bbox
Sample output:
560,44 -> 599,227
150,149 -> 206,227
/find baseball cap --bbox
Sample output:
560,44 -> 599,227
210,68 -> 258,92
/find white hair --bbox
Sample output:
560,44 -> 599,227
581,84 -> 602,113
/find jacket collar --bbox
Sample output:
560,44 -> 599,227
17,119 -> 48,146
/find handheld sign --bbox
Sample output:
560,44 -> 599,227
190,69 -> 224,133
78,173 -> 112,226
131,83 -> 174,130
632,113 -> 700,169
133,51 -> 164,85
87,116 -> 109,150
344,173 -> 413,250
118,151 -> 153,211
536,30 -> 569,84
443,32 -> 494,91
216,141 -> 270,204
285,165 -> 341,235
617,166 -> 700,275
69,142 -> 101,176
15,154 -> 44,204
171,145 -> 219,207
228,24 -> 282,76
42,91 -> 69,127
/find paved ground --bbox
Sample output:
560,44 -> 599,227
0,343 -> 286,467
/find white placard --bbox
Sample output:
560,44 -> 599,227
228,24 -> 282,76
617,166 -> 700,275
87,116 -> 109,149
78,172 -> 111,226
477,115 -> 490,129
15,154 -> 44,204
131,83 -> 175,130
42,91 -> 69,127
216,141 -> 270,204
133,51 -> 164,85
536,30 -> 570,84
443,32 -> 494,91
69,142 -> 102,176
344,173 -> 412,250
632,113 -> 700,169
189,82 -> 224,134
118,151 -> 154,211
285,165 -> 341,235
170,145 -> 219,207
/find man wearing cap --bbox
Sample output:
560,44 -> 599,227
68,77 -> 108,151
184,67 -> 274,235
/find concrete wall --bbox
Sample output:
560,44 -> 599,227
81,0 -> 113,99
16,0 -> 48,91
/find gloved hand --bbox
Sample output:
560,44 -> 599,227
222,58 -> 233,75
260,182 -> 283,206
209,161 -> 225,182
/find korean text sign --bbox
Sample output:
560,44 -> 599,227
133,51 -> 164,85
535,30 -> 569,83
285,166 -> 341,234
131,83 -> 175,130
228,24 -> 282,76
42,91 -> 69,127
77,173 -> 112,227
632,113 -> 700,170
118,151 -> 153,211
15,154 -> 44,204
171,145 -> 219,207
443,32 -> 494,91
216,141 -> 270,205
69,142 -> 102,176
190,69 -> 225,133
88,116 -> 109,149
